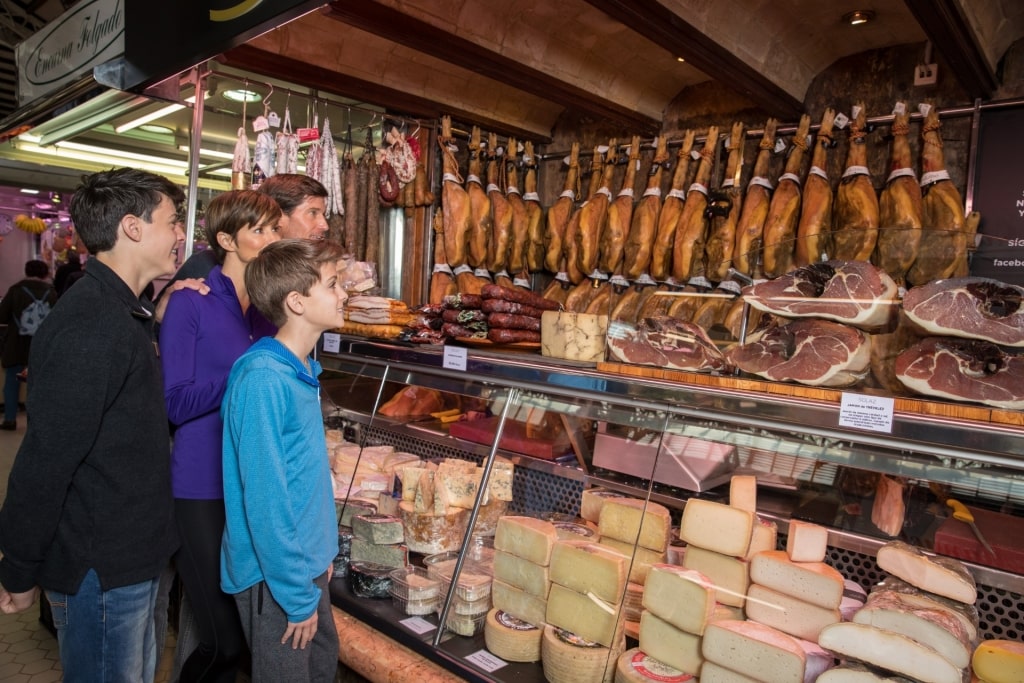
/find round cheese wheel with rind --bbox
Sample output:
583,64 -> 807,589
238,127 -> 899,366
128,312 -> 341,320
972,639 -> 1024,683
483,609 -> 542,662
615,648 -> 695,682
542,625 -> 625,683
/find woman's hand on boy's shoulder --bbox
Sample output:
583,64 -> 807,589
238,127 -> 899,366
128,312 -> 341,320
154,278 -> 210,323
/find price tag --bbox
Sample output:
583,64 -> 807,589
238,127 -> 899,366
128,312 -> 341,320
322,333 -> 341,354
838,393 -> 895,433
443,345 -> 468,371
918,102 -> 932,117
833,112 -> 850,129
267,111 -> 281,128
893,102 -> 906,116
465,649 -> 508,673
773,138 -> 787,154
690,149 -> 701,160
400,617 -> 436,635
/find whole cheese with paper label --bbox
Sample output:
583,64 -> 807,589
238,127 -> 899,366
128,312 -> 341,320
599,498 -> 672,552
679,498 -> 754,558
541,625 -> 624,683
616,648 -> 696,683
484,608 -> 542,662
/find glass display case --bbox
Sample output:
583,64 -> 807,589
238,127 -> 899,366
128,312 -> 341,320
320,335 -> 1024,682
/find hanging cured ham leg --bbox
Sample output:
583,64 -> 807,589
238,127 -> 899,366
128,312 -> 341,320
623,136 -> 668,280
733,119 -> 778,278
875,103 -> 923,286
672,127 -> 720,284
505,138 -> 530,275
907,106 -> 970,286
650,131 -> 695,281
523,142 -> 545,273
563,145 -> 604,284
545,143 -> 580,274
763,114 -> 811,278
601,135 -> 641,275
465,126 -> 492,270
832,103 -> 880,262
795,109 -> 836,267
576,140 -> 617,277
486,132 -> 513,275
438,116 -> 470,268
705,122 -> 745,282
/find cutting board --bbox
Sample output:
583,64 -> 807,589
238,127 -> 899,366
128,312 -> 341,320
933,505 -> 1024,573
447,416 -> 572,460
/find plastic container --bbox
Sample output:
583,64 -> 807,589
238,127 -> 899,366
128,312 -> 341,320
443,608 -> 487,636
388,566 -> 442,617
436,564 -> 492,602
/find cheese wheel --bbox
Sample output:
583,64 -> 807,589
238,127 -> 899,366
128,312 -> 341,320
494,516 -> 559,566
484,609 -> 542,662
730,475 -> 758,513
876,541 -> 977,605
702,619 -> 808,683
638,611 -> 704,675
818,622 -> 963,683
582,489 -> 628,524
493,549 -> 550,598
542,625 -> 624,683
749,550 -> 845,609
546,583 -> 624,647
599,498 -> 672,552
491,579 -> 547,627
699,661 -> 759,682
616,648 -> 696,683
550,540 -> 629,604
623,582 -> 645,621
786,520 -> 828,563
642,564 -> 716,635
598,537 -> 668,585
682,545 -> 749,608
553,521 -> 597,541
972,639 -> 1024,683
746,583 -> 841,641
398,500 -> 469,554
679,498 -> 754,557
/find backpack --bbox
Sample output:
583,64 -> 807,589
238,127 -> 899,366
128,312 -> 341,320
16,286 -> 52,336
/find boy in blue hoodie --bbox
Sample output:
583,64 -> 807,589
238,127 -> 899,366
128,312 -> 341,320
220,238 -> 346,681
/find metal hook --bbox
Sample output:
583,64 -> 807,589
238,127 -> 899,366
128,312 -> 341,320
262,83 -> 274,106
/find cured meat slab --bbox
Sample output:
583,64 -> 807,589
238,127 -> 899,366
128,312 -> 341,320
742,260 -> 898,331
726,318 -> 870,387
607,316 -> 726,372
934,504 -> 1024,573
895,337 -> 1024,409
903,277 -> 1024,347
448,416 -> 571,460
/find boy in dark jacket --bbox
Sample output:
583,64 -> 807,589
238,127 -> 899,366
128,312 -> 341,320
0,259 -> 56,429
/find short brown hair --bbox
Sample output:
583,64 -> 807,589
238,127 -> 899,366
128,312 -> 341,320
258,174 -> 327,216
245,238 -> 345,327
205,190 -> 282,264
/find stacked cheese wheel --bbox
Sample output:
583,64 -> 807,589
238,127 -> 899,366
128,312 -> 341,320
491,517 -> 558,633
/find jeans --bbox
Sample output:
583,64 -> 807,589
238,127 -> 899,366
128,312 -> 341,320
3,364 -> 22,422
46,568 -> 161,683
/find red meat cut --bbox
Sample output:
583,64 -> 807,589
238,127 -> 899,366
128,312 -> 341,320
607,317 -> 726,372
902,277 -> 1024,347
895,337 -> 1024,409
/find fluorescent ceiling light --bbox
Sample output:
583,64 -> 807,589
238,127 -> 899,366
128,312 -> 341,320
178,145 -> 235,161
115,103 -> 186,134
55,141 -> 189,168
139,124 -> 174,135
20,188 -> 40,194
16,141 -> 188,177
223,89 -> 261,103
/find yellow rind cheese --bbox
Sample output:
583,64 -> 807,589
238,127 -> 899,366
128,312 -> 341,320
598,537 -> 668,585
599,498 -> 672,552
550,540 -> 629,604
786,520 -> 829,563
642,564 -> 716,635
581,489 -> 627,524
546,583 -> 624,647
638,611 -> 704,676
493,549 -> 551,598
494,516 -> 559,566
682,545 -> 750,608
729,475 -> 758,513
749,550 -> 845,610
746,583 -> 841,642
484,608 -> 542,662
679,498 -> 754,558
971,639 -> 1024,683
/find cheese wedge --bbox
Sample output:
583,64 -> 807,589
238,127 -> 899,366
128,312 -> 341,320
875,541 -> 977,605
580,488 -> 627,524
972,639 -> 1024,683
682,545 -> 749,608
638,611 -> 704,676
493,549 -> 550,598
642,564 -> 716,635
745,583 -> 841,642
854,589 -> 971,668
550,540 -> 629,604
494,516 -> 559,566
545,582 -> 623,647
818,622 -> 962,683
786,520 -> 829,563
598,536 -> 667,584
877,576 -> 978,642
730,475 -> 758,513
743,517 -> 778,560
817,662 -> 916,682
699,661 -> 758,682
492,579 -> 548,627
598,498 -> 672,552
749,550 -> 845,609
702,619 -> 808,683
679,498 -> 754,558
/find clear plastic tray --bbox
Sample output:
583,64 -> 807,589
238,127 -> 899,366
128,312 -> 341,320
436,565 -> 492,602
389,586 -> 439,616
388,566 -> 441,601
443,608 -> 487,636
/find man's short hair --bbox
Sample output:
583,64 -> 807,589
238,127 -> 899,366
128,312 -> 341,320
24,260 -> 49,279
69,168 -> 185,254
205,190 -> 282,264
246,238 -> 344,327
258,174 -> 327,216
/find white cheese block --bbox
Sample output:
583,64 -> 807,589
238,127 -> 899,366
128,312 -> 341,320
679,498 -> 754,558
875,541 -> 977,605
743,517 -> 778,560
730,475 -> 758,513
541,310 -> 610,362
599,498 -> 672,552
493,549 -> 550,598
699,661 -> 759,683
550,540 -> 629,604
546,582 -> 623,647
351,513 -> 404,545
542,625 -> 625,683
492,579 -> 548,627
746,583 -> 841,641
749,550 -> 845,609
494,516 -> 559,566
616,648 -> 696,683
854,588 -> 971,668
638,611 -> 704,676
598,537 -> 668,584
642,564 -> 716,635
581,488 -> 628,524
818,622 -> 963,683
682,545 -> 749,608
877,576 -> 978,642
817,662 -> 916,682
786,520 -> 829,563
972,639 -> 1024,683
702,619 -> 808,683
484,608 -> 542,663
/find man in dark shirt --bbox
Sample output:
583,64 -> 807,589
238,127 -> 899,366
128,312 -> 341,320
0,168 -> 184,683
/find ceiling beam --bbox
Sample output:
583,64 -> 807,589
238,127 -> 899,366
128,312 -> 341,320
902,0 -> 997,99
581,0 -> 803,118
322,1 -> 659,134
219,45 -> 552,143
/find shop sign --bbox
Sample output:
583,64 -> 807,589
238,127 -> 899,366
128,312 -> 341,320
15,0 -> 124,105
123,0 -> 325,90
971,106 -> 1024,285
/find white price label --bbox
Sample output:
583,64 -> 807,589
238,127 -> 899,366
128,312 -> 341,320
893,102 -> 906,116
838,393 -> 895,433
443,345 -> 469,371
321,333 -> 341,354
400,617 -> 436,635
267,111 -> 281,128
774,138 -> 786,153
833,112 -> 850,129
465,649 -> 508,673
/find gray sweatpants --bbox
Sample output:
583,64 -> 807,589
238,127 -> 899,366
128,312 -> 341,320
234,572 -> 338,683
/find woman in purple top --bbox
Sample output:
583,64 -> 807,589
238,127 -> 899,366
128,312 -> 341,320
159,190 -> 281,682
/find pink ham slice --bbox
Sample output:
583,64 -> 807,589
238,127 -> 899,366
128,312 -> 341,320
742,260 -> 898,331
726,318 -> 870,387
894,336 -> 1024,409
607,316 -> 727,372
902,277 -> 1024,347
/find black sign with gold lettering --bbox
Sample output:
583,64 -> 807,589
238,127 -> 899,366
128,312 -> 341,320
123,0 -> 324,89
971,106 -> 1024,285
